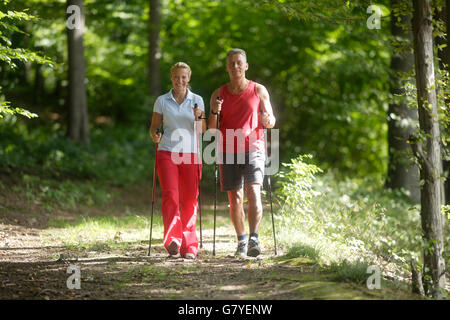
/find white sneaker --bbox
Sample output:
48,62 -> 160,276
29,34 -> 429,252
184,253 -> 195,259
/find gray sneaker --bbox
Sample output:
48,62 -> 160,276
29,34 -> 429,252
247,238 -> 261,257
235,241 -> 247,258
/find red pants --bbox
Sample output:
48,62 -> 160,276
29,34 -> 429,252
156,150 -> 201,257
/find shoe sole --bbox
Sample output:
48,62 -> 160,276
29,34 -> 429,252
167,241 -> 178,255
247,246 -> 261,257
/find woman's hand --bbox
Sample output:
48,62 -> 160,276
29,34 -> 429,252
193,106 -> 204,120
151,130 -> 162,143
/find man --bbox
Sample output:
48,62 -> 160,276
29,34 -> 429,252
208,48 -> 276,257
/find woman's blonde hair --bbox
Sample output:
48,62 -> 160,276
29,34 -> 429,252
170,62 -> 191,76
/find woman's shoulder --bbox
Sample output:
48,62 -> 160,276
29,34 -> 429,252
190,91 -> 205,103
155,90 -> 173,104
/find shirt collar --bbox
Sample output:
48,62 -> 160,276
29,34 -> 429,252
166,88 -> 194,102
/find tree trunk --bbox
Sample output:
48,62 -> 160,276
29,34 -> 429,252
25,61 -> 32,85
411,0 -> 446,299
33,62 -> 45,105
148,0 -> 161,98
67,0 -> 89,144
386,0 -> 420,202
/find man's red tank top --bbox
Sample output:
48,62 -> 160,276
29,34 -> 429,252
219,80 -> 265,153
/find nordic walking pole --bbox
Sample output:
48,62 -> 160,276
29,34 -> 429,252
267,152 -> 277,256
194,103 -> 204,248
148,128 -> 161,256
262,111 -> 277,255
213,96 -> 221,256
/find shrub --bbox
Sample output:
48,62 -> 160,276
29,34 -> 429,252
274,153 -> 429,281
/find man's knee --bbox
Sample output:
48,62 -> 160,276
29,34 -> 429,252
245,184 -> 261,202
228,190 -> 244,208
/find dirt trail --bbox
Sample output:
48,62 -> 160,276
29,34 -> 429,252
0,184 -> 422,300
0,223 -> 422,300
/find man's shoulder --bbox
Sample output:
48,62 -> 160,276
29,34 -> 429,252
252,81 -> 265,90
253,82 -> 269,97
211,86 -> 223,97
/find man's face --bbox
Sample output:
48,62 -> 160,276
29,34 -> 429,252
226,53 -> 248,79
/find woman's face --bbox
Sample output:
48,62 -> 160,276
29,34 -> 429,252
171,68 -> 191,93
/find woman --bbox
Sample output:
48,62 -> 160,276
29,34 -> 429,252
149,62 -> 206,259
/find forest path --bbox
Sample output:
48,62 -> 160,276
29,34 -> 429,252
0,184 -> 421,300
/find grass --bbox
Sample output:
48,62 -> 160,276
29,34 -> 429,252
328,260 -> 373,284
42,214 -> 164,253
283,243 -> 320,261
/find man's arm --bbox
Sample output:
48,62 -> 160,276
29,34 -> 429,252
208,88 -> 222,130
256,83 -> 276,129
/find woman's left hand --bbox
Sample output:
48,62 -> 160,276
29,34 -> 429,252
193,107 -> 203,120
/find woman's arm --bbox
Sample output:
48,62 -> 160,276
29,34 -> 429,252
193,106 -> 207,133
149,112 -> 163,143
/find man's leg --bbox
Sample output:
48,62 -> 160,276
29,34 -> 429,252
228,188 -> 245,237
228,188 -> 249,257
243,149 -> 265,257
245,183 -> 263,235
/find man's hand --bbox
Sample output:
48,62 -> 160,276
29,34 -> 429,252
211,97 -> 223,114
261,112 -> 275,128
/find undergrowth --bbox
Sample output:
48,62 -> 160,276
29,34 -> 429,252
274,154 -> 449,294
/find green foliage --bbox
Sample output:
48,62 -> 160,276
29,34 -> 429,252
274,154 -> 439,281
443,205 -> 450,220
0,0 -> 52,118
275,154 -> 323,227
0,117 -> 154,185
1,0 -> 394,178
283,243 -> 320,262
328,260 -> 373,285
14,174 -> 111,210
0,99 -> 37,118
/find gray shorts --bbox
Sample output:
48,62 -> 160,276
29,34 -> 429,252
219,150 -> 266,191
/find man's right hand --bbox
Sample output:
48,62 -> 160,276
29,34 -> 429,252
212,97 -> 223,114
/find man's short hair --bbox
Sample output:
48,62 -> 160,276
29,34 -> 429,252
226,48 -> 247,61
